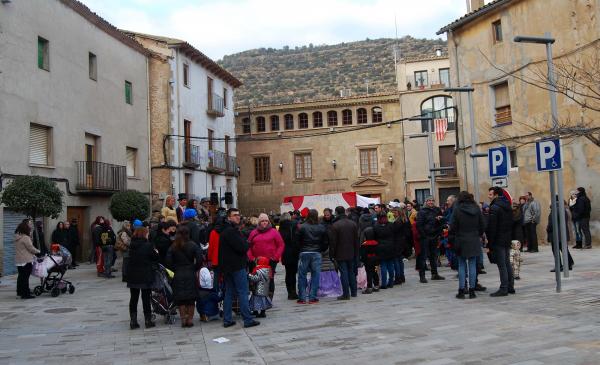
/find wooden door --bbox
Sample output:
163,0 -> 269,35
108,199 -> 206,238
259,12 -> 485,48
67,207 -> 86,262
439,145 -> 457,177
184,120 -> 191,162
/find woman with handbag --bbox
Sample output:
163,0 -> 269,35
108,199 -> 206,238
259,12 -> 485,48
166,225 -> 203,328
15,221 -> 40,299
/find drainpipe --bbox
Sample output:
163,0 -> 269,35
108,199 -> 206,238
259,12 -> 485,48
174,48 -> 182,196
451,31 -> 469,189
146,56 -> 152,209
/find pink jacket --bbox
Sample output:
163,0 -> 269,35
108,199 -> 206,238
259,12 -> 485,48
247,227 -> 285,262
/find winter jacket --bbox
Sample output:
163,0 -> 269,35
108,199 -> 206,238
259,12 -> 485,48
329,215 -> 359,261
280,219 -> 300,265
166,241 -> 202,302
547,209 -> 571,243
93,225 -> 116,250
152,231 -> 172,266
486,197 -> 513,248
218,220 -> 249,274
358,213 -> 374,242
572,192 -> 591,220
511,207 -> 525,243
161,206 -> 178,223
416,206 -> 443,239
392,218 -> 413,258
247,227 -> 285,262
182,220 -> 206,246
51,228 -> 68,246
15,234 -> 40,265
248,267 -> 271,297
449,201 -> 486,258
373,222 -> 396,260
297,222 -> 328,253
208,217 -> 226,267
523,198 -> 541,224
127,238 -> 159,289
67,226 -> 80,247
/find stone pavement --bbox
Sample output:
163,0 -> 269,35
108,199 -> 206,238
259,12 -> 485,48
1,246 -> 599,365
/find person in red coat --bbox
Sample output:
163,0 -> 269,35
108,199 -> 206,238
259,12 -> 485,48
247,213 -> 285,299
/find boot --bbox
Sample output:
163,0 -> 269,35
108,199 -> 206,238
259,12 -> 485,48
186,305 -> 195,327
144,313 -> 155,328
468,288 -> 476,299
130,312 -> 140,330
455,289 -> 465,299
419,272 -> 428,283
431,273 -> 445,280
474,282 -> 487,291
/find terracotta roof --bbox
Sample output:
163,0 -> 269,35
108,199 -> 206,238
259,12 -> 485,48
124,31 -> 242,88
58,0 -> 149,56
437,0 -> 517,35
401,54 -> 449,64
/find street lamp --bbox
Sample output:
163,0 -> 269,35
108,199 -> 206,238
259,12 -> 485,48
514,32 -> 569,287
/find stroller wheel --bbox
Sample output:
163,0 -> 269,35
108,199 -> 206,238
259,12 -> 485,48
33,286 -> 43,296
51,287 -> 60,297
68,285 -> 75,294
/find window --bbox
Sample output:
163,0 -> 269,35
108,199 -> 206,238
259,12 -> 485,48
270,116 -> 280,131
184,120 -> 192,163
207,77 -> 213,108
415,188 -> 431,206
359,148 -> 378,176
313,111 -> 323,128
29,124 -> 51,165
242,118 -> 251,134
207,129 -> 214,150
372,107 -> 383,123
185,173 -> 192,195
37,37 -> 49,71
284,114 -> 294,130
420,96 -> 455,132
510,148 -> 518,168
125,81 -> 132,105
327,111 -> 338,126
493,81 -> 511,125
342,109 -> 352,125
89,52 -> 97,81
223,88 -> 228,109
294,153 -> 312,179
254,156 -> 270,182
183,63 -> 190,87
439,68 -> 450,87
492,20 -> 503,43
299,113 -> 309,129
357,108 -> 368,124
414,70 -> 428,87
126,147 -> 137,177
256,116 -> 266,132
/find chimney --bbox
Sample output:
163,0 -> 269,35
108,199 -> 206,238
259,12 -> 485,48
467,0 -> 485,12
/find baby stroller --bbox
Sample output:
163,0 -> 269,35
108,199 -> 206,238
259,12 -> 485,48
151,264 -> 177,324
32,244 -> 75,297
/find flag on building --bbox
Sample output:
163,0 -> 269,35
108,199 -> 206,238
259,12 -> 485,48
434,118 -> 448,141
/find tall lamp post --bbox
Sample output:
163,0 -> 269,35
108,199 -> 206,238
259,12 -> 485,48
514,33 -> 569,289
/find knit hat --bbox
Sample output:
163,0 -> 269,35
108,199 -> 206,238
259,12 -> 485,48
132,219 -> 143,228
183,208 -> 197,220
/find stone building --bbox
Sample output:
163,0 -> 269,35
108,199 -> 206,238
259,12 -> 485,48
234,56 -> 459,215
0,0 -> 150,273
127,32 -> 242,211
438,0 -> 600,240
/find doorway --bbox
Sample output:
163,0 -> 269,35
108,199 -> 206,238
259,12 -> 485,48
67,207 -> 86,262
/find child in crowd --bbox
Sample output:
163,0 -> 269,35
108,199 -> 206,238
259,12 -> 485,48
510,240 -> 523,280
248,257 -> 272,318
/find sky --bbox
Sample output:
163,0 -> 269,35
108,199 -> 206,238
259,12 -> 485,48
80,0 -> 467,61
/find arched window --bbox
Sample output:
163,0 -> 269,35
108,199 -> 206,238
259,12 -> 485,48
327,111 -> 338,126
256,116 -> 266,132
270,115 -> 279,131
357,108 -> 367,124
299,113 -> 309,129
313,111 -> 323,128
371,107 -> 382,123
342,109 -> 352,125
284,114 -> 294,130
420,96 -> 454,132
242,117 -> 251,134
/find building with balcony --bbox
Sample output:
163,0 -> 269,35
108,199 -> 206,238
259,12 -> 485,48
0,0 -> 150,274
127,32 -> 242,211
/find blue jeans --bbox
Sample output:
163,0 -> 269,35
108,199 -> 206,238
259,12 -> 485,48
338,260 -> 357,297
458,256 -> 477,290
393,257 -> 404,280
573,220 -> 583,244
297,252 -> 321,301
380,259 -> 395,287
103,246 -> 114,275
223,269 -> 254,325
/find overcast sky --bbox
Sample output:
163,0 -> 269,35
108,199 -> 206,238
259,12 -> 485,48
80,0 -> 467,60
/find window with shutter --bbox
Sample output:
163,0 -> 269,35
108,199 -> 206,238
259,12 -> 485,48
359,148 -> 378,176
29,124 -> 50,165
125,81 -> 132,105
37,37 -> 49,71
126,147 -> 137,177
493,82 -> 511,125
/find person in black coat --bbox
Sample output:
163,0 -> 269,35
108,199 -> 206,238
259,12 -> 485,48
329,206 -> 359,299
373,215 -> 396,289
66,220 -> 80,267
572,187 -> 592,249
486,187 -> 515,297
279,213 -> 300,300
416,197 -> 445,283
166,224 -> 203,328
450,191 -> 486,299
391,207 -> 412,285
547,200 -> 574,272
153,220 -> 176,266
126,227 -> 159,329
51,222 -> 68,247
511,202 -> 525,245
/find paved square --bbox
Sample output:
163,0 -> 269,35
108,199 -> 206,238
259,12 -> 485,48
1,246 -> 599,365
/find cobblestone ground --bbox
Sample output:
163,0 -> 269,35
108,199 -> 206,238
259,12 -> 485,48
1,246 -> 599,365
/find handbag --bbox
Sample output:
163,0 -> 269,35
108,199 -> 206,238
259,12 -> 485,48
356,265 -> 367,289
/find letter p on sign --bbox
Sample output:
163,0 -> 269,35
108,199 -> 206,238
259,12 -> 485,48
488,146 -> 508,178
536,138 -> 562,172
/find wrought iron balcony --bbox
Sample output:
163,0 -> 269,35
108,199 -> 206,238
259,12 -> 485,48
75,161 -> 126,194
183,144 -> 201,167
207,93 -> 224,117
226,155 -> 239,176
434,162 -> 458,179
207,150 -> 226,172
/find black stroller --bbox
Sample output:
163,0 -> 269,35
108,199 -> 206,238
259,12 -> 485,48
32,245 -> 75,297
151,264 -> 177,324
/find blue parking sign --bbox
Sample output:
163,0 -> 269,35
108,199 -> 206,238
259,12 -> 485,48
536,138 -> 562,172
488,146 -> 509,178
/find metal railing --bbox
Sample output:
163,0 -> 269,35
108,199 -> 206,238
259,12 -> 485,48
208,149 -> 227,170
407,75 -> 449,89
75,161 -> 126,193
434,162 -> 458,178
226,155 -> 238,176
184,144 -> 201,166
207,93 -> 224,116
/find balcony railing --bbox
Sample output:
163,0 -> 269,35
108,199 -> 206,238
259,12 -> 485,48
207,93 -> 224,117
208,149 -> 227,171
434,162 -> 458,179
226,155 -> 239,176
183,144 -> 201,167
75,161 -> 126,194
407,75 -> 449,90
